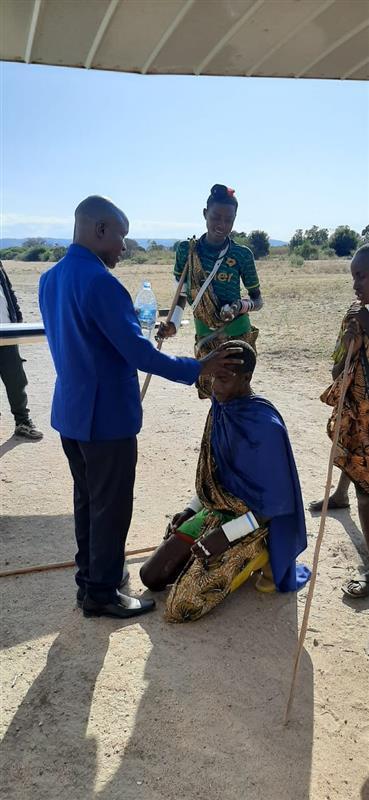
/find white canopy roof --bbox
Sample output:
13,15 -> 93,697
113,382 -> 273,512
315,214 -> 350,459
1,0 -> 368,81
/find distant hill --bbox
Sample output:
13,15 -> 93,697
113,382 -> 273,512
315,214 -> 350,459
1,236 -> 287,249
0,238 -> 72,248
137,238 -> 287,248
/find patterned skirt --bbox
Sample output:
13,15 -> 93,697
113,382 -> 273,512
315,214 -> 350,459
165,528 -> 268,623
323,394 -> 369,494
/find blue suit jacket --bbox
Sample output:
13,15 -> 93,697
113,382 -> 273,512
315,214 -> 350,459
39,244 -> 201,441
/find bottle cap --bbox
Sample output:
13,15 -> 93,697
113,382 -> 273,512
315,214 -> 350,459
143,281 -> 151,289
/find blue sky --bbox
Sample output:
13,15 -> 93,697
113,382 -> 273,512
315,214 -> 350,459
1,62 -> 368,242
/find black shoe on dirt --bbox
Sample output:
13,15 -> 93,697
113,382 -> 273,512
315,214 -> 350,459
14,421 -> 43,441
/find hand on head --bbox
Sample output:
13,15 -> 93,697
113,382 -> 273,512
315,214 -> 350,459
201,340 -> 256,403
199,345 -> 244,378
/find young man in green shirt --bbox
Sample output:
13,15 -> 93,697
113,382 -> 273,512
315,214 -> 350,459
158,184 -> 263,397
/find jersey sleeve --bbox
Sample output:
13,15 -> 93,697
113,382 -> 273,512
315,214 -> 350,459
239,247 -> 260,292
173,241 -> 190,283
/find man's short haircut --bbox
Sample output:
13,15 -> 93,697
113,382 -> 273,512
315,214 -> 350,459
353,243 -> 369,265
74,195 -> 126,225
218,339 -> 256,375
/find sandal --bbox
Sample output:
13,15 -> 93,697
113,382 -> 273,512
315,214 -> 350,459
342,574 -> 369,598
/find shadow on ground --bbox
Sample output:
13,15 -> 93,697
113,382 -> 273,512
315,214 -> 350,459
0,513 -> 75,577
0,435 -> 37,459
309,505 -> 369,566
1,560 -> 314,800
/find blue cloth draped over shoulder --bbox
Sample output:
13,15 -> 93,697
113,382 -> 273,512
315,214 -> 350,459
211,395 -> 311,592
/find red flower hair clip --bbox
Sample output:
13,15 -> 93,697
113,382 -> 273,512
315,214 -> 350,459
227,188 -> 235,196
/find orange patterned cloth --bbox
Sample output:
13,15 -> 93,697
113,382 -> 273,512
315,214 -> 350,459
321,304 -> 369,493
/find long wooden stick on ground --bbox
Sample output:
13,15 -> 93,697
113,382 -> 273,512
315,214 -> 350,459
284,339 -> 354,725
140,262 -> 189,401
0,545 -> 157,579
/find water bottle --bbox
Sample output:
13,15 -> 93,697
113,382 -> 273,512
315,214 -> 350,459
134,281 -> 158,340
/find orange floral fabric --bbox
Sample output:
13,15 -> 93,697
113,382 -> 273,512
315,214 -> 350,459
321,306 -> 369,493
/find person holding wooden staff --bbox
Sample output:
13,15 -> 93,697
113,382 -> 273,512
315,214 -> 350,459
39,195 -> 244,621
312,244 -> 369,599
157,184 -> 264,398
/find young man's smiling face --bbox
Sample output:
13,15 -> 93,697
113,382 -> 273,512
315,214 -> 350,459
203,202 -> 237,246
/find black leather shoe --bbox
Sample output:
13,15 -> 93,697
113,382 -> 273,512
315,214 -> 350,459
83,591 -> 155,619
120,565 -> 130,587
76,587 -> 85,608
77,567 -> 128,607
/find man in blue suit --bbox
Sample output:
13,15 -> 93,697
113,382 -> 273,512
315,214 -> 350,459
39,196 -> 242,620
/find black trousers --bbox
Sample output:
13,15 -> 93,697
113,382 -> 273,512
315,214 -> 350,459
61,436 -> 137,603
0,345 -> 30,425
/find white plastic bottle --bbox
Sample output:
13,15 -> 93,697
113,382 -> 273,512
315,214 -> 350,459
134,281 -> 158,340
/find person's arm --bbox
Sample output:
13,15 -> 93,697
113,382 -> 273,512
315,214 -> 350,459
240,249 -> 263,312
87,271 -> 198,384
157,242 -> 189,339
1,265 -> 23,322
331,308 -> 364,380
191,510 -> 262,562
332,359 -> 345,381
169,495 -> 202,531
87,271 -> 244,385
247,287 -> 263,312
220,249 -> 263,322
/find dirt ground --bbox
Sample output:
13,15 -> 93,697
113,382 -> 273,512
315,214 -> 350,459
0,258 -> 368,800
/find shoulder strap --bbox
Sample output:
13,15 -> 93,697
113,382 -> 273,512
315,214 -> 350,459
191,241 -> 229,312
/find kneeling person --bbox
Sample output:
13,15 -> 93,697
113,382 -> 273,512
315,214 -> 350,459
141,342 -> 310,621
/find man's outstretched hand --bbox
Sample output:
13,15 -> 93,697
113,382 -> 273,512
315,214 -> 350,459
199,346 -> 244,377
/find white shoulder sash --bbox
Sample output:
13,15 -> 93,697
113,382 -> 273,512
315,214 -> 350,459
191,242 -> 229,312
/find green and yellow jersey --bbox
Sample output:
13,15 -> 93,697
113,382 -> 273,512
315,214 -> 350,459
173,235 -> 260,337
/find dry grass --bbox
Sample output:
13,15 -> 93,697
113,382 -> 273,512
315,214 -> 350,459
5,255 -> 353,368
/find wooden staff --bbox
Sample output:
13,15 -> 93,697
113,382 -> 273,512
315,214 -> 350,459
284,339 -> 354,725
0,545 -> 156,579
140,262 -> 189,401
